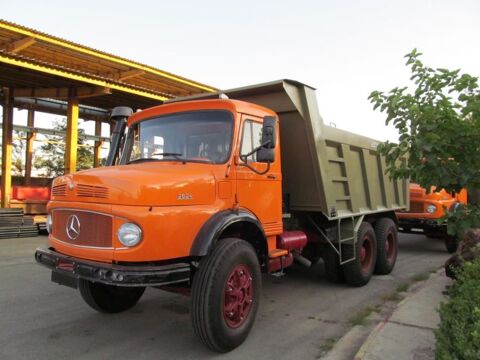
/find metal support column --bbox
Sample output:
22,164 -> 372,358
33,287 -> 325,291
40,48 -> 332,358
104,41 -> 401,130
65,94 -> 78,174
93,121 -> 102,167
24,109 -> 35,185
1,88 -> 14,208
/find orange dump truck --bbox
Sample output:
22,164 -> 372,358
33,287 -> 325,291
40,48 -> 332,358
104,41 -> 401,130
35,80 -> 407,352
397,183 -> 467,252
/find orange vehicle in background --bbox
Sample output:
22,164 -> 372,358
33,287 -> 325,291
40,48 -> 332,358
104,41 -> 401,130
397,183 -> 467,253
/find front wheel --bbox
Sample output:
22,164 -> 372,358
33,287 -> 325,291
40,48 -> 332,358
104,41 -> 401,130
342,222 -> 377,287
78,280 -> 145,313
445,235 -> 459,253
191,238 -> 261,352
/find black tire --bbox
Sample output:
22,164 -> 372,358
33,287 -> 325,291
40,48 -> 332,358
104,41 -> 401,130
374,218 -> 398,275
342,222 -> 377,287
445,235 -> 459,254
322,245 -> 345,283
191,238 -> 261,352
78,280 -> 145,313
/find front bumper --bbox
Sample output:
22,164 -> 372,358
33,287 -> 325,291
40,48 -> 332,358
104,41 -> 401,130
35,247 -> 191,288
398,218 -> 446,233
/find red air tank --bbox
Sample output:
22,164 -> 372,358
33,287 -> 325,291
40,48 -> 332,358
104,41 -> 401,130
277,231 -> 308,251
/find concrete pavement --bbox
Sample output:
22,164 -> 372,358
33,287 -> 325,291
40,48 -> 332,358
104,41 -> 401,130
326,270 -> 451,360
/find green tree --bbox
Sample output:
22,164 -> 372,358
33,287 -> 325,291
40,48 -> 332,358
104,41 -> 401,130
369,49 -> 480,236
34,119 -> 94,177
12,130 -> 26,176
0,129 -> 27,176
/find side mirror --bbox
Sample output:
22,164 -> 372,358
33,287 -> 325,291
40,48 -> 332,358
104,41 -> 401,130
261,116 -> 277,149
256,147 -> 274,163
257,116 -> 277,163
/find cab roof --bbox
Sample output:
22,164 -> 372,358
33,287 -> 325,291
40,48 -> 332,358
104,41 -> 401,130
128,98 -> 277,126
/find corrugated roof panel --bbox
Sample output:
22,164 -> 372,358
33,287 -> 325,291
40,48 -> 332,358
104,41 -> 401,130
0,19 -> 217,104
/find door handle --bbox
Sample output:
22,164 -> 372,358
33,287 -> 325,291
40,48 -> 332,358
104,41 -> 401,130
267,174 -> 276,179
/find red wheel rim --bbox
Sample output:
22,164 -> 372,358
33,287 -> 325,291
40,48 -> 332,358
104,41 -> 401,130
360,236 -> 373,275
223,264 -> 254,328
385,231 -> 396,262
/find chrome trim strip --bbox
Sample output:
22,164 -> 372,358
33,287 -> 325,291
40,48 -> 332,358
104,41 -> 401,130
52,237 -> 114,250
51,208 -> 113,217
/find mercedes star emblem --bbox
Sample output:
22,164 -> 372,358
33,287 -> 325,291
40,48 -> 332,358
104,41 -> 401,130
66,214 -> 81,240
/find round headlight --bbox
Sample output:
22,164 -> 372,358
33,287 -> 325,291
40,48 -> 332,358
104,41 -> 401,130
118,223 -> 142,247
426,205 -> 437,214
46,214 -> 52,234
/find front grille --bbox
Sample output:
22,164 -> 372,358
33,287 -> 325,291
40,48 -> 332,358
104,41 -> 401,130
409,201 -> 424,213
76,184 -> 109,199
52,184 -> 67,197
410,191 -> 423,198
51,209 -> 112,248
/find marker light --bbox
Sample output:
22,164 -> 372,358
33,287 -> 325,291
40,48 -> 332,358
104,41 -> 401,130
47,214 -> 52,234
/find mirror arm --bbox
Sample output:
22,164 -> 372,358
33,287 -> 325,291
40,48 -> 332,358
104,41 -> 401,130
239,140 -> 271,162
238,140 -> 272,175
240,161 -> 271,175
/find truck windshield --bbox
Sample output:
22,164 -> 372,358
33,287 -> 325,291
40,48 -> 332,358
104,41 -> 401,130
125,110 -> 234,164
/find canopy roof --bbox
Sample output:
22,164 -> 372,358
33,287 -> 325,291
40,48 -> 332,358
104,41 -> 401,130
0,19 -> 216,110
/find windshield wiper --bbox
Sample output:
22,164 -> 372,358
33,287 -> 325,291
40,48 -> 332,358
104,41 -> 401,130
151,152 -> 186,164
127,157 -> 162,165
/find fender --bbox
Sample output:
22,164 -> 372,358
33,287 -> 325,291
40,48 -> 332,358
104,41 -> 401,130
190,209 -> 267,257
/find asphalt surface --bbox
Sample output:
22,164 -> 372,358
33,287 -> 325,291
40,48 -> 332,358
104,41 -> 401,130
0,233 -> 450,360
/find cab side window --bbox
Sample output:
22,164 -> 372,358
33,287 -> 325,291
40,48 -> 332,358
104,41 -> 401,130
240,120 -> 263,162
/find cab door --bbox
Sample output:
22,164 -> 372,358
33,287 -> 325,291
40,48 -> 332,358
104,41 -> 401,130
235,114 -> 282,229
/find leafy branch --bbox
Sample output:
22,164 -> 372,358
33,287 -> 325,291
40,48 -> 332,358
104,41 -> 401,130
370,49 -> 480,237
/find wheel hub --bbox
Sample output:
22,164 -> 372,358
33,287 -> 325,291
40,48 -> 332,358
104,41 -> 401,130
386,232 -> 395,261
223,264 -> 254,328
360,247 -> 366,262
360,236 -> 373,274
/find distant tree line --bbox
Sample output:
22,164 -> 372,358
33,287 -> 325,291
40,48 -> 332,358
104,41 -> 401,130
2,118 -> 97,178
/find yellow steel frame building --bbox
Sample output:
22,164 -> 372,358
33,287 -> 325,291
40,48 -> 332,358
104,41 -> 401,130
0,19 -> 216,208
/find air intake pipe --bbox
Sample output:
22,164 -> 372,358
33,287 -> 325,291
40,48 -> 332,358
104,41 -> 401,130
106,106 -> 133,166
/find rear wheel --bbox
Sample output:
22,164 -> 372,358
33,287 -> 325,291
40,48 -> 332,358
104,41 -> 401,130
445,235 -> 459,253
191,238 -> 261,352
374,218 -> 398,275
78,280 -> 145,313
343,222 -> 377,287
322,245 -> 345,283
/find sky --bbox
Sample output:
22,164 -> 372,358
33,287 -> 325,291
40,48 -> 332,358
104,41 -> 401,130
1,0 -> 480,141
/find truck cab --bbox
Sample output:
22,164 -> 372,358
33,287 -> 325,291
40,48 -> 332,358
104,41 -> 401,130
397,183 -> 467,253
44,99 -> 282,265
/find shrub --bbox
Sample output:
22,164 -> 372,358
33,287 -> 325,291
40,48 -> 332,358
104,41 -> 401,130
435,257 -> 480,359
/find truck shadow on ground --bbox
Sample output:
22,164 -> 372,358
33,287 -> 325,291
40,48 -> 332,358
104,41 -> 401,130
397,233 -> 446,254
